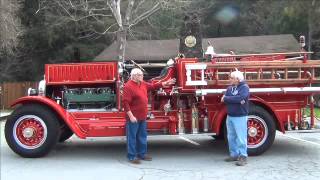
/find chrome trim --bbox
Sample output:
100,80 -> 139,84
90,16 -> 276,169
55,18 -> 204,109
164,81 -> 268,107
38,79 -> 46,96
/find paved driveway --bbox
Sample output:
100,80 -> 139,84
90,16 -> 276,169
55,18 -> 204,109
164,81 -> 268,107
1,121 -> 320,180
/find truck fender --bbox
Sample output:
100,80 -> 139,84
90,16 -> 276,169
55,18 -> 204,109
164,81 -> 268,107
212,107 -> 227,135
213,98 -> 285,135
250,97 -> 285,133
11,96 -> 86,139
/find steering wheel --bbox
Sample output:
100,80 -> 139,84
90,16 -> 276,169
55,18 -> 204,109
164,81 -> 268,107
130,59 -> 146,73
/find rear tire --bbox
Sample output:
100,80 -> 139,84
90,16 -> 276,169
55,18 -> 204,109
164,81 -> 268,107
247,106 -> 276,156
223,106 -> 276,156
5,104 -> 60,158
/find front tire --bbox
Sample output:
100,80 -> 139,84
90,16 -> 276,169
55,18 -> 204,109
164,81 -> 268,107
5,104 -> 60,158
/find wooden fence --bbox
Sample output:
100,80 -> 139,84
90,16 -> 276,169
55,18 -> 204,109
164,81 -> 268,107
0,82 -> 38,109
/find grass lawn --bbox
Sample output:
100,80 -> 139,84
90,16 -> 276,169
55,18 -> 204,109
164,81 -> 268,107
304,107 -> 320,119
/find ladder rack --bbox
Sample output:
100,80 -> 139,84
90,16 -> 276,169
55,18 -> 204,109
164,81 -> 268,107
185,60 -> 320,86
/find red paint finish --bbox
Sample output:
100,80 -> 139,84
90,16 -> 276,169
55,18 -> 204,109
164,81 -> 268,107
45,62 -> 118,85
70,111 -> 126,137
8,55 -> 320,154
11,96 -> 86,139
176,58 -> 198,93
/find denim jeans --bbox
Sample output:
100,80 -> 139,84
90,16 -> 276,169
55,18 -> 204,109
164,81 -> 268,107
226,115 -> 248,157
126,120 -> 147,160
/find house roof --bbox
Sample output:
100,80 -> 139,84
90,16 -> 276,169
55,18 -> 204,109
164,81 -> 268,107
94,34 -> 300,62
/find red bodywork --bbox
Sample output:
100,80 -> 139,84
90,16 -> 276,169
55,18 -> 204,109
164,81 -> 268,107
11,55 -> 320,140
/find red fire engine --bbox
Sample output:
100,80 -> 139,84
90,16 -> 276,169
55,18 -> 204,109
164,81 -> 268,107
4,38 -> 320,158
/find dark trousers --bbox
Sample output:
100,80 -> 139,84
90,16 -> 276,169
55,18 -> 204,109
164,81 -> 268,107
126,120 -> 147,160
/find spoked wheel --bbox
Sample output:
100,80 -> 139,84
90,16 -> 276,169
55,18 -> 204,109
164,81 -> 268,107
13,115 -> 48,149
247,106 -> 276,156
5,104 -> 60,158
247,115 -> 268,149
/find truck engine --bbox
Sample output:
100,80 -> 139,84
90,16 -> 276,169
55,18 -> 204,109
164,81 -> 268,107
62,87 -> 116,110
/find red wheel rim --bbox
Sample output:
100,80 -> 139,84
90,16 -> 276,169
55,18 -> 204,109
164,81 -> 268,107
13,115 -> 47,149
247,115 -> 268,148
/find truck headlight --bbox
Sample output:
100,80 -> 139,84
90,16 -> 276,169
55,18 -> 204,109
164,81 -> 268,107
38,79 -> 46,96
27,88 -> 38,96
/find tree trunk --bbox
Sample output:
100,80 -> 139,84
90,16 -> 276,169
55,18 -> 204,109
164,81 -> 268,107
117,27 -> 128,63
117,0 -> 134,63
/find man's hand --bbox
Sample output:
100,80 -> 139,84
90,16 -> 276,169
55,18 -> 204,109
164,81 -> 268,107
162,78 -> 176,88
130,116 -> 137,123
127,111 -> 137,123
240,100 -> 245,105
221,95 -> 225,102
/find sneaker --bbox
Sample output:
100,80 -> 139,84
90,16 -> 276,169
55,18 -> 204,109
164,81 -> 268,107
224,156 -> 238,162
139,155 -> 152,161
129,159 -> 141,164
235,156 -> 247,166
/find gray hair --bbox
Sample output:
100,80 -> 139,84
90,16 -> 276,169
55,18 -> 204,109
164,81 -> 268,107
130,68 -> 143,79
230,70 -> 244,82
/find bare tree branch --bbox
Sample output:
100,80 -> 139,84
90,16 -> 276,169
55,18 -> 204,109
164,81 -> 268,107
130,2 -> 161,27
0,0 -> 22,53
124,0 -> 134,25
36,0 -> 191,63
107,0 -> 122,27
134,0 -> 146,15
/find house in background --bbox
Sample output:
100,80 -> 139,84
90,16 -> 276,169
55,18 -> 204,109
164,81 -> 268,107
94,34 -> 301,78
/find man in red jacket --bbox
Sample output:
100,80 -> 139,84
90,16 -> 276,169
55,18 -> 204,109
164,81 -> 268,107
122,68 -> 175,164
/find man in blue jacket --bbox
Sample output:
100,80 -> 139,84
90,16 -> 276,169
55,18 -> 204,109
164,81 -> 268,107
221,70 -> 250,166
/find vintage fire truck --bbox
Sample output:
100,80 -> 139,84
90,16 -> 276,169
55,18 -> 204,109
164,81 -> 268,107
5,38 -> 320,158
